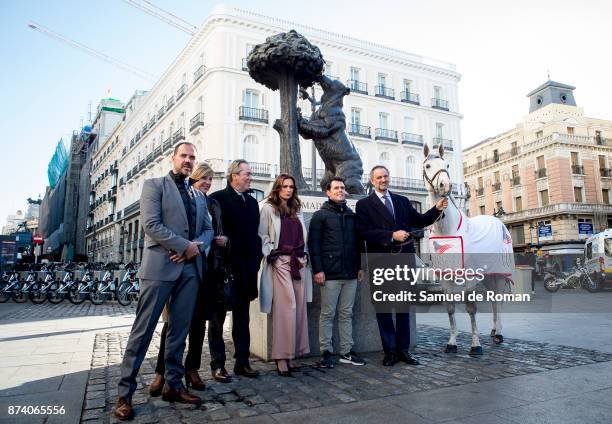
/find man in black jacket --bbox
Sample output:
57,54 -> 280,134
309,177 -> 365,368
355,165 -> 447,366
209,160 -> 263,379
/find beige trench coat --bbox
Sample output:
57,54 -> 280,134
258,201 -> 312,314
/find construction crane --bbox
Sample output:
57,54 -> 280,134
28,21 -> 158,82
120,0 -> 197,35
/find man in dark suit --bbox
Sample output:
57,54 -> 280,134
209,159 -> 263,379
114,142 -> 214,421
355,165 -> 447,366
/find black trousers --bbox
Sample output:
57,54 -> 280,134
155,280 -> 207,375
208,297 -> 251,369
376,312 -> 411,354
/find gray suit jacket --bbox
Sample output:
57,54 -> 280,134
137,173 -> 214,281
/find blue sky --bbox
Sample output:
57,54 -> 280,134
1,0 -> 611,225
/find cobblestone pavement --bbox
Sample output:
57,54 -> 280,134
0,302 -> 136,321
84,325 -> 612,423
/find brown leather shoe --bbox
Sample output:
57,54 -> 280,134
211,367 -> 232,383
234,364 -> 259,378
113,396 -> 134,421
161,386 -> 202,405
185,369 -> 206,390
148,373 -> 165,397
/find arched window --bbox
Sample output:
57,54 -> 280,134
243,135 -> 260,162
405,155 -> 416,179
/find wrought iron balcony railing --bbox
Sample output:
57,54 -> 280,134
536,168 -> 547,178
348,124 -> 371,139
571,164 -> 584,175
431,98 -> 449,111
375,128 -> 398,142
176,84 -> 187,100
194,65 -> 205,83
600,167 -> 612,177
400,91 -> 420,105
401,132 -> 423,146
190,112 -> 204,132
173,128 -> 185,143
239,106 -> 269,123
512,176 -> 521,186
347,79 -> 368,95
375,85 -> 395,100
432,137 -> 453,151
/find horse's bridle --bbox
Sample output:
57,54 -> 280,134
422,154 -> 451,196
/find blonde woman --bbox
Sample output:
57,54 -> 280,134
259,174 -> 312,376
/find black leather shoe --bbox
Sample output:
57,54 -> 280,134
382,352 -> 398,366
211,367 -> 232,383
234,364 -> 259,378
397,351 -> 420,365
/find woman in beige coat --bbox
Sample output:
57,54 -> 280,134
259,173 -> 312,376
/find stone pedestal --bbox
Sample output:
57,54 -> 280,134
248,192 -> 416,361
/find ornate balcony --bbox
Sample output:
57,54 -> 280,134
492,182 -> 501,192
176,84 -> 187,100
167,96 -> 175,109
571,164 -> 584,175
431,98 -> 449,111
512,176 -> 521,186
157,105 -> 166,120
401,132 -> 423,146
347,79 -> 368,95
400,91 -> 420,105
193,65 -> 205,83
173,128 -> 185,143
432,137 -> 453,151
190,112 -> 204,133
375,128 -> 398,142
239,106 -> 269,123
535,168 -> 547,178
375,85 -> 395,100
348,124 -> 371,139
600,168 -> 612,177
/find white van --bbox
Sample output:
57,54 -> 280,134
583,229 -> 612,291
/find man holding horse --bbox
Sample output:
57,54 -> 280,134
355,165 -> 448,366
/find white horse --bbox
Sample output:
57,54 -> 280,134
422,143 -> 515,355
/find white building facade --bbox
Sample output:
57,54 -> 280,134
107,6 -> 463,263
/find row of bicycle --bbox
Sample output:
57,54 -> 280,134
0,262 -> 140,306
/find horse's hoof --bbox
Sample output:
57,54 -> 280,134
490,329 -> 496,337
444,344 -> 458,353
493,335 -> 504,344
469,346 -> 483,356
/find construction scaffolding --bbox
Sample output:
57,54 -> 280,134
47,139 -> 69,189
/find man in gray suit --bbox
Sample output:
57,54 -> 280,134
114,142 -> 213,421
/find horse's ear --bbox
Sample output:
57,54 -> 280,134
438,143 -> 444,158
423,144 -> 429,158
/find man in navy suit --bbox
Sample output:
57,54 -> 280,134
355,165 -> 447,366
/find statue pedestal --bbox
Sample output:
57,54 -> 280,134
248,191 -> 417,361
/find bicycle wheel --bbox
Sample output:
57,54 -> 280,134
12,283 -> 28,303
0,281 -> 12,303
46,282 -> 64,304
68,282 -> 87,304
89,283 -> 106,305
116,282 -> 132,306
29,282 -> 46,304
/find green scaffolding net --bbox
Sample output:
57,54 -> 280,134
47,139 -> 68,188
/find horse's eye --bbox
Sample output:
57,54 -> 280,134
425,164 -> 430,169
446,164 -> 449,168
